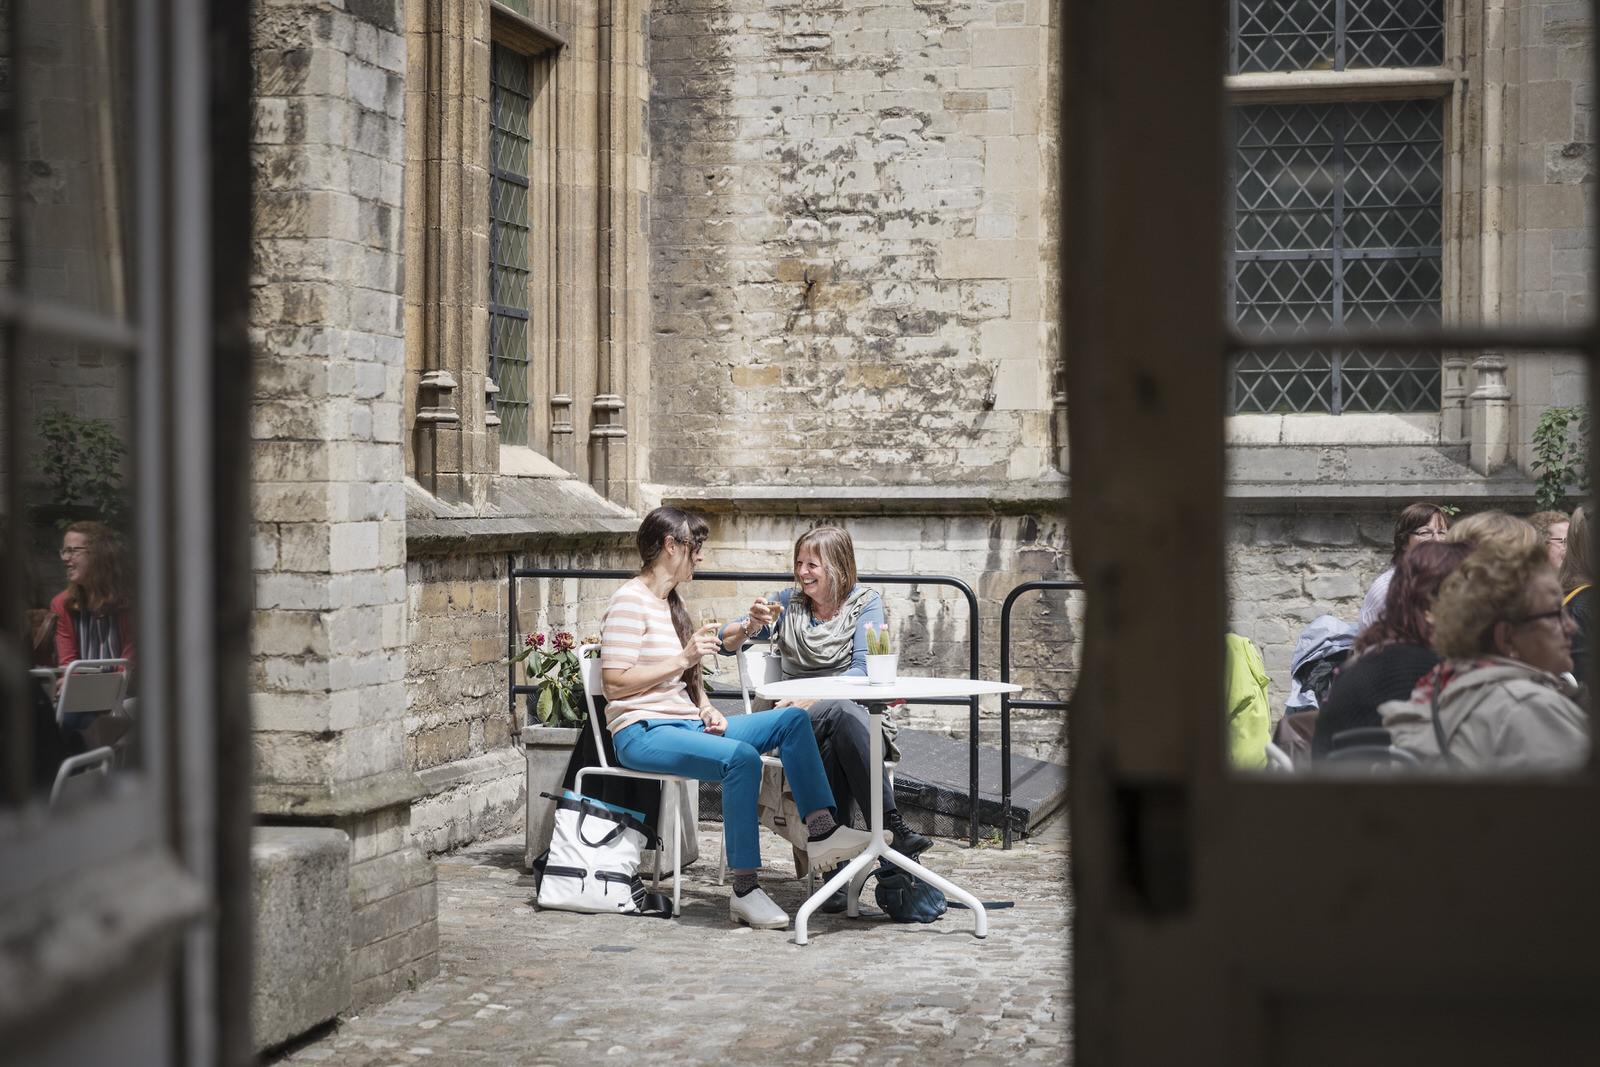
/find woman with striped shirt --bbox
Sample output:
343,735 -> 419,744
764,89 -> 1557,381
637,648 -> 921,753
601,506 -> 874,929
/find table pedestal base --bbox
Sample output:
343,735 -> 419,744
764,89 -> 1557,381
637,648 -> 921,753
793,707 -> 988,945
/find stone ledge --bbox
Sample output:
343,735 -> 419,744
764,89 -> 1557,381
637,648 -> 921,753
406,476 -> 638,553
0,852 -> 205,1032
416,746 -> 524,795
657,474 -> 1069,516
251,828 -> 351,1053
254,768 -> 426,820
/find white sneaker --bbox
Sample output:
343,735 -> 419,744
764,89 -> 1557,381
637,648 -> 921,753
729,886 -> 789,929
804,825 -> 878,869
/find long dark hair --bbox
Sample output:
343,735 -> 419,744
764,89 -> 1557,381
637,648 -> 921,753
1353,540 -> 1473,656
635,506 -> 711,702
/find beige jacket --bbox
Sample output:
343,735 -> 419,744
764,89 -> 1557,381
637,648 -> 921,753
1379,657 -> 1589,773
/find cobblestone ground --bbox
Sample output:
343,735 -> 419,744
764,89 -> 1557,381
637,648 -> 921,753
271,816 -> 1071,1066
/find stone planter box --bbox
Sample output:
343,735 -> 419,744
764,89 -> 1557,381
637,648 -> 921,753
523,725 -> 582,869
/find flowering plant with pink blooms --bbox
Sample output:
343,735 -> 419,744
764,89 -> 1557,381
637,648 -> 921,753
508,630 -> 600,726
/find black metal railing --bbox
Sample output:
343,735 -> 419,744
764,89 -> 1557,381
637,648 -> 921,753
998,579 -> 1082,848
508,560 -> 1005,843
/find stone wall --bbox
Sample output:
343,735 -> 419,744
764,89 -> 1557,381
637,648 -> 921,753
251,0 -> 436,1012
404,515 -> 637,855
648,0 -> 1060,490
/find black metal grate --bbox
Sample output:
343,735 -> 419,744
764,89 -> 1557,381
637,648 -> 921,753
489,43 -> 532,445
1232,0 -> 1443,74
1230,99 -> 1442,413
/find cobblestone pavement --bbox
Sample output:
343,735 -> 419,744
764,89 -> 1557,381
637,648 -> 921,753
272,816 -> 1071,1066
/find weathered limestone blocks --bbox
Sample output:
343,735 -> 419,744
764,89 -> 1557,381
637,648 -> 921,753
250,828 -> 351,1053
251,0 -> 435,1014
649,0 -> 1058,488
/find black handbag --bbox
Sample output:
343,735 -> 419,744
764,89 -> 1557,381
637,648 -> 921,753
873,862 -> 947,924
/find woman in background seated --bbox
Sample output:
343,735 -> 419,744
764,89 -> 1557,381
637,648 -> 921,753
601,506 -> 873,930
720,525 -> 931,866
1359,502 -> 1449,630
1529,509 -> 1571,571
1312,541 -> 1472,760
51,521 -> 136,726
1558,505 -> 1591,683
1380,542 -> 1589,773
1445,509 -> 1540,554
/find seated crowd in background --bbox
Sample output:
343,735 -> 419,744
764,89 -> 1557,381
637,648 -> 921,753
1301,504 -> 1591,774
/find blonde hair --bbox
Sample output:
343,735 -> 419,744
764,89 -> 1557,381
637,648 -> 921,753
1430,542 -> 1552,660
793,524 -> 858,609
1444,510 -> 1539,554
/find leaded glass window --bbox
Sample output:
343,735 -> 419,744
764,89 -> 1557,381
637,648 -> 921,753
489,42 -> 532,445
1231,0 -> 1443,74
1227,1 -> 1444,415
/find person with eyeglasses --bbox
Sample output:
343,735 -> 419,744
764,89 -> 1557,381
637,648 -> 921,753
1358,502 -> 1451,630
719,524 -> 933,911
1379,541 -> 1588,773
1529,509 -> 1571,571
599,506 -> 875,929
49,520 -> 137,720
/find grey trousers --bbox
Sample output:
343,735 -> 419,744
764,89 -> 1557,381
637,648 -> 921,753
807,698 -> 896,828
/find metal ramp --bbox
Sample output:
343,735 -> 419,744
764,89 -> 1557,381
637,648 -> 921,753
696,725 -> 1066,843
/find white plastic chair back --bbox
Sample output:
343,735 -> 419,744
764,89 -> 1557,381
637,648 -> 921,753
736,642 -> 783,715
51,746 -> 115,807
56,659 -> 130,724
1263,741 -> 1294,773
577,645 -> 612,766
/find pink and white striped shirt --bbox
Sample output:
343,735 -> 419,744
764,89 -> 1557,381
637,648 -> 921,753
599,577 -> 699,734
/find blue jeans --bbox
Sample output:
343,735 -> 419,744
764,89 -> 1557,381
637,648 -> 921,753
612,706 -> 836,870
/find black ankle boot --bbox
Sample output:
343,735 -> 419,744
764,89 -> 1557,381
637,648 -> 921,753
887,811 -> 931,856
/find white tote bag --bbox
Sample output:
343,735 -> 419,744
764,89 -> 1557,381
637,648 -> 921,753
536,792 -> 671,917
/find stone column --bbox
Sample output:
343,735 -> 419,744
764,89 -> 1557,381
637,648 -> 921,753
251,0 -> 438,1009
1470,352 -> 1512,473
1441,353 -> 1471,443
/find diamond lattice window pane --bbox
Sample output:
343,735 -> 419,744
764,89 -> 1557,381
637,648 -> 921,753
1231,0 -> 1442,73
1234,0 -> 1336,73
1230,96 -> 1442,414
1339,349 -> 1440,411
1345,0 -> 1443,69
490,42 -> 535,445
1232,351 -> 1335,413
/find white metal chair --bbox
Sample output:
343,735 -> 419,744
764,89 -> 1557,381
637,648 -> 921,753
55,658 -> 130,725
574,645 -> 698,916
51,746 -> 115,807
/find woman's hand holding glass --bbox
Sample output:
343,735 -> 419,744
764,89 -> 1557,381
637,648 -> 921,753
747,594 -> 783,633
684,621 -> 721,667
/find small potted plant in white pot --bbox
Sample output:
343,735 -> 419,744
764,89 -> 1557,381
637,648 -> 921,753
865,622 -> 898,685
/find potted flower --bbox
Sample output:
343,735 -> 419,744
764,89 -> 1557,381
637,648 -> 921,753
510,630 -> 597,726
511,630 -> 599,866
864,622 -> 898,685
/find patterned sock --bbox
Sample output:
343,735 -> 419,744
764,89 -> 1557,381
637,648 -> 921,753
804,808 -> 838,840
731,870 -> 759,897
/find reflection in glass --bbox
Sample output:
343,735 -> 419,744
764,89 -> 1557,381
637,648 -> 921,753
1,1 -> 140,808
16,0 -> 135,320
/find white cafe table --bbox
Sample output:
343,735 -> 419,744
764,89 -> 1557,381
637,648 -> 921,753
755,673 -> 1021,945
